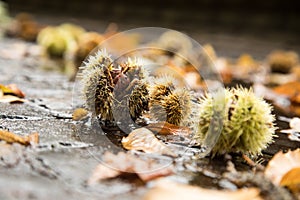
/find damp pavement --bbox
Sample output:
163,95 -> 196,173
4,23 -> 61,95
0,34 -> 299,200
0,38 -> 149,200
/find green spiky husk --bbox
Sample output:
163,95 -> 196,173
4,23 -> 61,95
195,87 -> 276,156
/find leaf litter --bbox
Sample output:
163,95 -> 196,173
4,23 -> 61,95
121,128 -> 177,157
88,151 -> 174,185
0,83 -> 26,103
143,180 -> 262,200
265,149 -> 300,198
2,13 -> 300,199
0,129 -> 39,146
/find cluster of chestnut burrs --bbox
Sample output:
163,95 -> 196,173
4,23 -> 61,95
80,49 -> 276,156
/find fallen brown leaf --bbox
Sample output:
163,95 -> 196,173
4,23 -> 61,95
25,132 -> 39,144
122,128 -> 177,157
253,84 -> 300,116
6,84 -> 25,98
6,13 -> 44,42
0,130 -> 39,146
88,151 -> 173,185
0,95 -> 26,103
0,84 -> 26,103
273,81 -> 300,104
147,121 -> 190,136
265,149 -> 300,185
280,167 -> 300,193
143,180 -> 262,200
267,50 -> 299,73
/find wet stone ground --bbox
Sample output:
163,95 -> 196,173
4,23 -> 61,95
0,37 -> 299,200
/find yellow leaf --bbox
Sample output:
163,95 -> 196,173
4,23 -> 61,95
0,84 -> 14,94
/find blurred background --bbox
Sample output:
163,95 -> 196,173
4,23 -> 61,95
4,0 -> 300,58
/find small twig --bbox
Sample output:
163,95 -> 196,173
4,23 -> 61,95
242,154 -> 264,171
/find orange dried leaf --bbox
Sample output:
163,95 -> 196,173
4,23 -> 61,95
143,180 -> 262,200
0,129 -> 26,144
280,167 -> 300,192
6,84 -> 25,98
265,149 -> 300,185
147,122 -> 190,136
273,81 -> 300,104
0,130 -> 39,146
122,128 -> 177,157
25,132 -> 39,144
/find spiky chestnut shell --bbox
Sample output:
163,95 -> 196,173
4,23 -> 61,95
128,81 -> 149,120
149,76 -> 192,126
112,58 -> 149,122
81,50 -> 149,122
194,87 -> 276,156
149,76 -> 175,102
81,50 -> 114,121
80,49 -> 112,72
